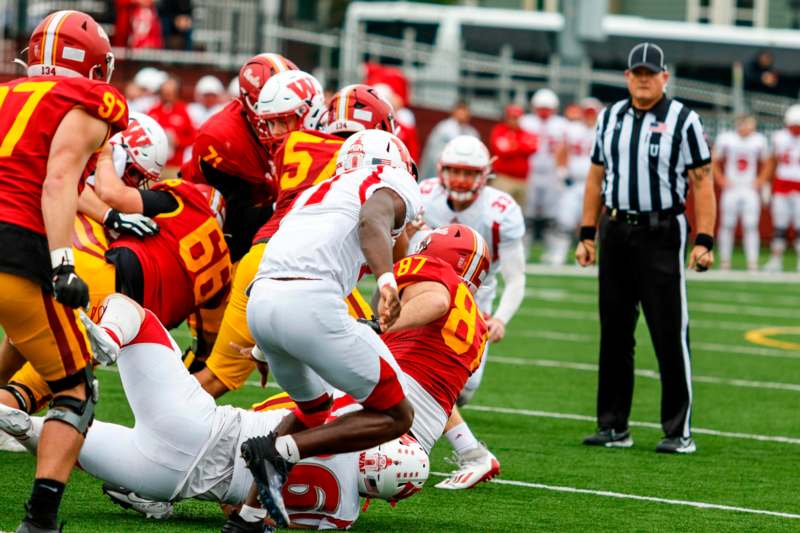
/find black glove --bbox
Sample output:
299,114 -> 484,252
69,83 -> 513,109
357,317 -> 383,335
52,264 -> 89,309
104,209 -> 159,237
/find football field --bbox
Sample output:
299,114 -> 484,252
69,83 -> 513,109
1,267 -> 799,532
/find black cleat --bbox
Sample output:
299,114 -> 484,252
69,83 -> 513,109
656,436 -> 696,454
221,512 -> 273,533
582,428 -> 634,448
15,518 -> 63,533
240,432 -> 292,528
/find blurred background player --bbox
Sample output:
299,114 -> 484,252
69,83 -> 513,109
1,115 -> 230,419
0,10 -> 127,532
489,104 -> 539,208
416,136 -> 525,490
419,100 -> 480,179
764,104 -> 800,272
545,97 -> 602,266
125,67 -> 167,113
188,75 -> 226,128
713,113 -> 769,271
520,88 -> 568,253
148,76 -> 195,176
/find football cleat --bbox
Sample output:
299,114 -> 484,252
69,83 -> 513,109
762,256 -> 783,273
221,512 -> 273,533
434,443 -> 500,490
583,428 -> 634,448
0,430 -> 27,452
79,312 -> 120,366
0,403 -> 32,439
656,437 -> 697,454
15,517 -> 63,533
240,433 -> 291,528
102,483 -> 173,520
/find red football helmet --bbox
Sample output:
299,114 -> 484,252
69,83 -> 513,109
238,53 -> 298,139
195,184 -> 226,229
416,224 -> 491,292
26,10 -> 114,81
325,84 -> 396,136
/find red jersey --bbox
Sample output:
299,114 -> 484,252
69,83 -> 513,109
253,130 -> 342,242
108,179 -> 232,327
0,76 -> 128,236
489,123 -> 538,180
182,99 -> 273,193
382,255 -> 488,415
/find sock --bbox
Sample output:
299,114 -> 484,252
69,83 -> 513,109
26,478 -> 65,529
275,435 -> 301,463
717,225 -> 734,265
99,294 -> 143,347
445,422 -> 479,456
238,504 -> 267,523
743,226 -> 759,269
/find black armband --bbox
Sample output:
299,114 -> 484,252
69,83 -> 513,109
695,233 -> 714,251
579,226 -> 597,241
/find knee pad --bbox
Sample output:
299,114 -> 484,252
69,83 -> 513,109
44,366 -> 98,435
0,383 -> 34,413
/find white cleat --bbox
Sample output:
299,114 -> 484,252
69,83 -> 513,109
434,443 -> 500,490
762,256 -> 783,273
102,483 -> 174,520
80,311 -> 120,365
0,403 -> 32,439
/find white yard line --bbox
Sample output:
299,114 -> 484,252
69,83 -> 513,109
513,330 -> 800,359
429,472 -> 800,520
525,264 -> 800,283
490,356 -> 800,392
463,405 -> 800,445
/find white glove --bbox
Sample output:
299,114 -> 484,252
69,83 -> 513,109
103,209 -> 159,238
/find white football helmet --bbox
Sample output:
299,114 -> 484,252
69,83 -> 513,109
255,70 -> 325,143
109,111 -> 168,189
438,135 -> 493,203
532,88 -> 559,110
358,434 -> 430,502
784,104 -> 800,127
336,129 -> 416,177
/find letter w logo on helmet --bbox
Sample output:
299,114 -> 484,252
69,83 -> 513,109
287,77 -> 317,101
124,122 -> 153,148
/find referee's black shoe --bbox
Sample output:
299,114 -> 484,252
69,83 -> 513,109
656,436 -> 696,454
582,429 -> 633,448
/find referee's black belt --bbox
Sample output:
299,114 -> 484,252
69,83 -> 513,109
606,206 -> 684,227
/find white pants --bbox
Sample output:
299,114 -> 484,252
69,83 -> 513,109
771,192 -> 800,231
247,278 -> 406,409
78,324 -> 218,501
718,186 -> 760,266
555,183 -> 585,231
526,176 -> 562,220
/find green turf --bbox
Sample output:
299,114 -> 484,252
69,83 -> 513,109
2,262 -> 800,531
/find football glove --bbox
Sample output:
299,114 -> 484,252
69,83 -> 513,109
103,209 -> 159,237
357,317 -> 383,335
52,264 -> 89,309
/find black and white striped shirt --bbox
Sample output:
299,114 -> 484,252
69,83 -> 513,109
590,97 -> 711,212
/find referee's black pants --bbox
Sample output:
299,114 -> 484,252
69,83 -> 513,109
596,212 -> 693,439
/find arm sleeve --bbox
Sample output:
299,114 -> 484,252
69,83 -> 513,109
681,111 -> 712,169
492,239 -> 526,325
590,108 -> 607,165
139,190 -> 179,217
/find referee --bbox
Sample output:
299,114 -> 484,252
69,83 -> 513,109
575,42 -> 715,454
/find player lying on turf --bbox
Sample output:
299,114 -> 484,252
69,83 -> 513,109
0,294 -> 429,531
0,116 -> 230,415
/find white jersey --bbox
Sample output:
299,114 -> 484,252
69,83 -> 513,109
563,121 -> 594,183
519,114 -> 569,179
257,165 -> 423,295
714,131 -> 768,187
418,179 -> 525,312
771,129 -> 800,183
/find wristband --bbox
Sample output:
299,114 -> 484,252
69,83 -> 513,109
50,247 -> 75,269
695,233 -> 714,251
377,272 -> 397,291
102,208 -> 114,224
579,226 -> 596,242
